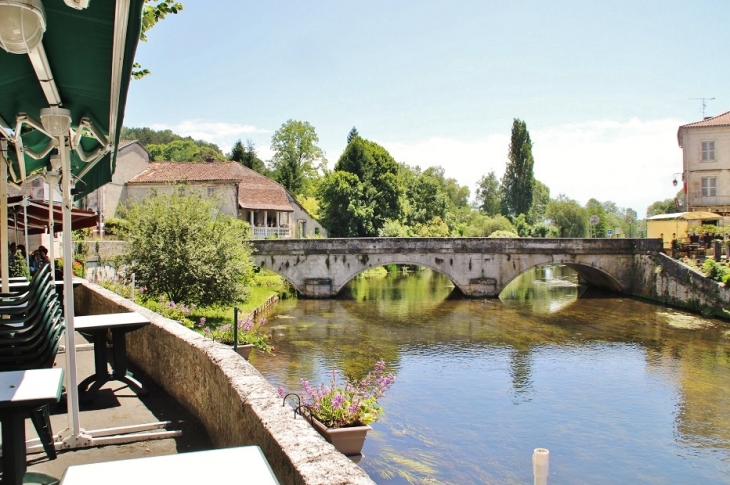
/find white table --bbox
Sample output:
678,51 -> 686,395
75,312 -> 151,402
0,368 -> 64,485
60,446 -> 280,484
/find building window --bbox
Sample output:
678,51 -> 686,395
207,186 -> 215,197
702,141 -> 715,161
701,177 -> 717,197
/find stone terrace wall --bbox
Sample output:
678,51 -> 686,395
628,252 -> 730,319
74,282 -> 375,485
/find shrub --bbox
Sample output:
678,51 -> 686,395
120,188 -> 254,306
103,217 -> 130,237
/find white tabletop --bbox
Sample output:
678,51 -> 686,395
60,446 -> 280,485
74,312 -> 150,331
0,368 -> 64,408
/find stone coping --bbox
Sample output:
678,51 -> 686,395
74,281 -> 376,485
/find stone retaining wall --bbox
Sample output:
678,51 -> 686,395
74,281 -> 376,485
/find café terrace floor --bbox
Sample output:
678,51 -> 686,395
20,331 -> 213,483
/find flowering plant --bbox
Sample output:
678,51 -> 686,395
279,361 -> 395,428
202,315 -> 272,352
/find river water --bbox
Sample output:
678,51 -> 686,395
250,266 -> 730,484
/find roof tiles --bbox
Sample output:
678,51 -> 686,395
128,162 -> 293,212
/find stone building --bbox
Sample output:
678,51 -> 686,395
126,161 -> 326,239
677,111 -> 730,217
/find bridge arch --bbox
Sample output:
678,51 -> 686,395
499,259 -> 625,295
332,260 -> 459,296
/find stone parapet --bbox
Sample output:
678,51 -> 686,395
74,282 -> 375,485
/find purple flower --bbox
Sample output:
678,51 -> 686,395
332,393 -> 345,409
199,317 -> 206,326
168,301 -> 175,308
204,327 -> 211,334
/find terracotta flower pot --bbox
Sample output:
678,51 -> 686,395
309,417 -> 372,457
234,344 -> 254,360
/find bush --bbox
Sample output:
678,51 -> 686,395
488,229 -> 519,238
121,188 -> 255,306
702,258 -> 730,283
103,217 -> 130,237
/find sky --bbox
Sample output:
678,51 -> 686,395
123,0 -> 730,217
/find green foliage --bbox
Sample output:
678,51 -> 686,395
646,198 -> 678,218
528,179 -> 550,225
413,217 -> 450,237
121,189 -> 254,306
530,222 -> 557,238
462,213 -> 515,237
586,198 -> 608,237
347,127 -> 359,144
475,170 -> 501,216
231,139 -> 268,175
501,118 -> 535,219
270,120 -> 325,195
147,139 -> 224,162
319,137 -> 404,237
103,217 -> 130,237
488,229 -> 519,238
378,219 -> 410,237
403,168 -> 447,226
546,195 -> 589,237
512,214 -> 532,237
296,195 -> 321,220
702,259 -> 730,283
317,171 -> 372,237
10,251 -> 30,279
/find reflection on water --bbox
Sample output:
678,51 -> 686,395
252,266 -> 730,484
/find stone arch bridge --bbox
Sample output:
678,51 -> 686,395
251,238 -> 663,298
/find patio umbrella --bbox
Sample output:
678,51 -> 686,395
0,0 -> 146,450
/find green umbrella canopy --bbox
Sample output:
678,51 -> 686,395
0,0 -> 144,198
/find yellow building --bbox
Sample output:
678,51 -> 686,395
646,211 -> 722,251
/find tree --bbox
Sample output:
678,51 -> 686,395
270,120 -> 325,195
318,137 -> 404,237
231,139 -> 267,174
475,171 -> 501,216
501,119 -> 535,219
646,198 -> 677,218
230,140 -> 245,163
347,127 -> 359,144
317,172 -> 373,237
527,179 -> 550,225
586,198 -> 608,237
545,195 -> 588,237
121,189 -> 254,306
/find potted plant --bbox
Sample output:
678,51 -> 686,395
280,361 -> 396,457
201,313 -> 272,359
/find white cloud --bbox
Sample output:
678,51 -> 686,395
379,118 -> 684,216
149,120 -> 271,157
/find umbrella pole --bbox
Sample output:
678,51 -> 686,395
60,138 -> 81,439
0,142 -> 7,293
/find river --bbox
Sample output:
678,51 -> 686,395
250,266 -> 730,484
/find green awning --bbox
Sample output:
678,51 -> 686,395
0,0 -> 145,197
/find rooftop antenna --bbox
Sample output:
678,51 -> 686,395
690,97 -> 715,118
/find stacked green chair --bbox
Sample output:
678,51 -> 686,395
0,263 -> 65,460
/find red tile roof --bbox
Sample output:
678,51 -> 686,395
128,162 -> 293,212
679,111 -> 730,129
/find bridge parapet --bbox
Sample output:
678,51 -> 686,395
252,238 -> 662,298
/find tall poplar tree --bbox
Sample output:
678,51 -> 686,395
501,118 -> 535,219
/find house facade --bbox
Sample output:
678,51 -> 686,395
126,161 -> 327,239
678,111 -> 730,217
85,140 -> 150,228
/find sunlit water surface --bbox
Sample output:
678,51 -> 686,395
250,266 -> 730,484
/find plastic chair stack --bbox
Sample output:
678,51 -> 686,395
0,263 -> 65,460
